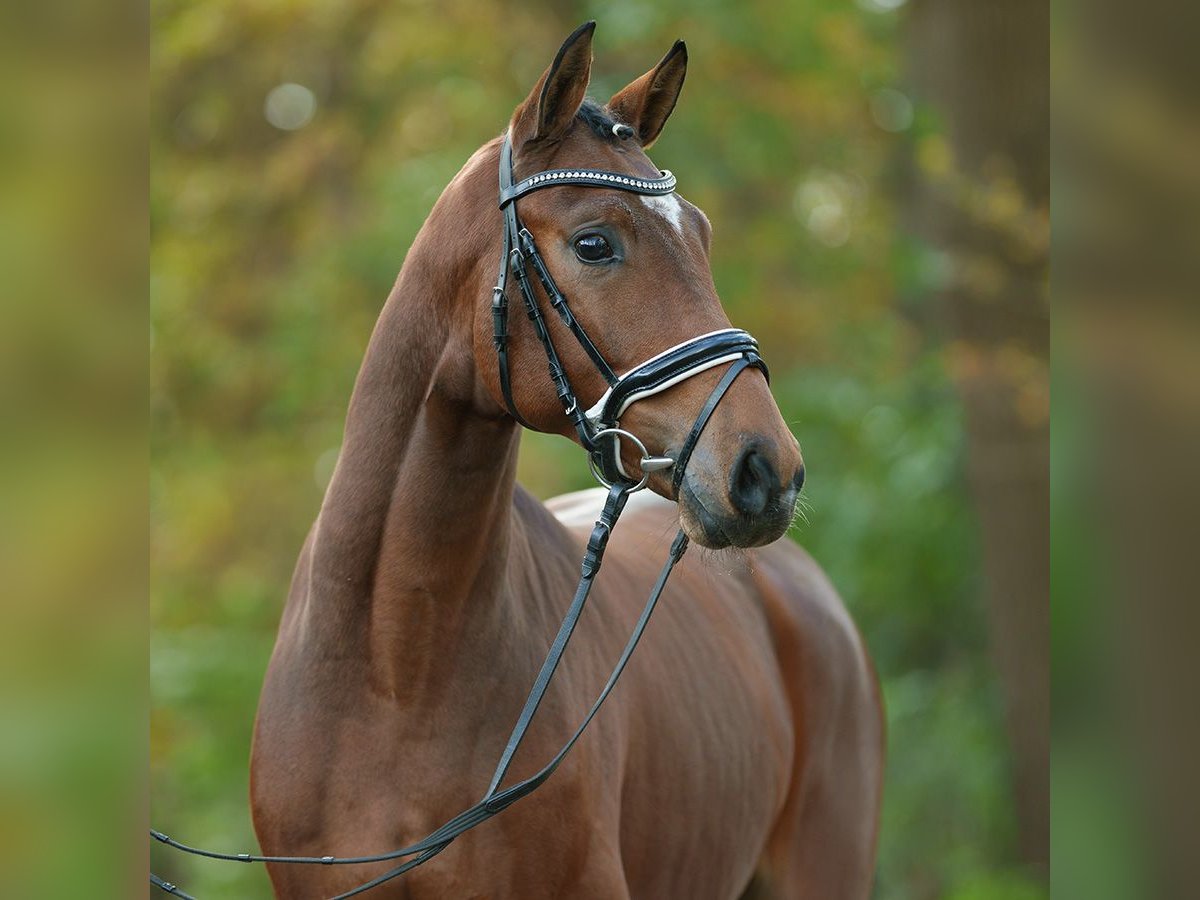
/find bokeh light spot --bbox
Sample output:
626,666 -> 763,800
870,87 -> 914,133
264,83 -> 316,131
794,170 -> 865,248
856,0 -> 908,12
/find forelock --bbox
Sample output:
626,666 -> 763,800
575,99 -> 624,141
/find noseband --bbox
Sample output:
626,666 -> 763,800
150,131 -> 769,900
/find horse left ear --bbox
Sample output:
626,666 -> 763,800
607,40 -> 688,149
511,21 -> 596,146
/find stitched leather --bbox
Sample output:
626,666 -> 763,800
500,167 -> 676,207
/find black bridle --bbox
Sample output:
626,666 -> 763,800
150,129 -> 767,899
492,132 -> 766,487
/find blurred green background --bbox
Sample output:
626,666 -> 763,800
151,1 -> 1048,897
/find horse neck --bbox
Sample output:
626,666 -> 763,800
305,142 -> 522,699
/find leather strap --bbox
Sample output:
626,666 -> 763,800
517,228 -> 618,386
486,482 -> 628,796
496,135 -> 602,451
586,329 -> 766,429
149,874 -> 193,899
327,530 -> 690,900
492,137 -> 539,431
672,356 -> 756,495
500,167 -> 676,207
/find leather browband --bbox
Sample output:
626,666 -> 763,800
500,167 -> 677,208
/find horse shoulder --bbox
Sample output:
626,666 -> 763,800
744,538 -> 884,899
751,540 -> 877,712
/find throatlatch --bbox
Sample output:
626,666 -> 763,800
150,129 -> 769,900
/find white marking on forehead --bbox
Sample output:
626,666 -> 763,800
640,193 -> 684,236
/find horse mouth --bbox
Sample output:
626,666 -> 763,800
678,482 -> 734,549
678,480 -> 795,550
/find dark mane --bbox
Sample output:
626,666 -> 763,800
575,99 -> 622,140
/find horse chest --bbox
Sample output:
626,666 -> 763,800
255,698 -> 628,897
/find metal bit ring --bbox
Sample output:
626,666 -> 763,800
588,427 -> 675,492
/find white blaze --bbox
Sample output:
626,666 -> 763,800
641,193 -> 684,236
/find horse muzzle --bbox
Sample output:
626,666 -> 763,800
678,440 -> 804,549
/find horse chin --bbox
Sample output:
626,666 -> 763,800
678,481 -> 795,550
678,503 -> 733,550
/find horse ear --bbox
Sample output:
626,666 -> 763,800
511,21 -> 595,146
607,40 -> 687,149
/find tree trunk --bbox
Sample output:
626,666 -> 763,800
905,0 -> 1050,879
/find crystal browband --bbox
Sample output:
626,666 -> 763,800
500,168 -> 677,207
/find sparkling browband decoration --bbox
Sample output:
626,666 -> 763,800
501,168 -> 677,206
526,170 -> 675,189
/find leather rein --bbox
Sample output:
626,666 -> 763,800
150,130 -> 767,899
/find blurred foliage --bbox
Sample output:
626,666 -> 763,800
151,0 -> 1039,897
0,2 -> 145,899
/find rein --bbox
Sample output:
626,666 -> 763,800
150,131 -> 766,899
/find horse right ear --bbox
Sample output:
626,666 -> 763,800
511,21 -> 595,147
607,40 -> 687,149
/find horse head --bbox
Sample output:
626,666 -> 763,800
472,22 -> 804,549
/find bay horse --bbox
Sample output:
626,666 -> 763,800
249,22 -> 883,900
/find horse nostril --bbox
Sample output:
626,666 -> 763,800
794,464 -> 805,493
730,447 -> 780,518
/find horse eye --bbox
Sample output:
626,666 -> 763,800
573,233 -> 614,263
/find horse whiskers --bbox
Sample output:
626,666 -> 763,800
788,491 -> 813,530
696,544 -> 748,572
655,516 -> 680,546
673,510 -> 742,569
